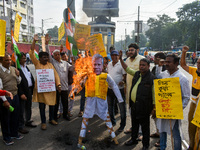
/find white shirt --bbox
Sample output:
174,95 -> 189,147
156,69 -> 190,134
20,65 -> 33,87
0,78 -> 7,102
107,60 -> 126,89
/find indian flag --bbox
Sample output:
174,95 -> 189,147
68,8 -> 77,28
34,50 -> 39,59
11,30 -> 21,69
65,23 -> 78,56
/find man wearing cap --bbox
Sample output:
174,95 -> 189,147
107,50 -> 126,132
45,34 -> 73,121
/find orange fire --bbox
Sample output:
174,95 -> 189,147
69,50 -> 96,99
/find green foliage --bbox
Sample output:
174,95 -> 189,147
47,26 -> 58,38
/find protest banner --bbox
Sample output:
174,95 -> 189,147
0,19 -> 6,56
14,13 -> 22,42
36,69 -> 56,93
74,24 -> 91,49
154,77 -> 183,119
41,36 -> 46,52
87,33 -> 107,57
58,22 -> 65,42
192,98 -> 200,128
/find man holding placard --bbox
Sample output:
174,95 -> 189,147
29,35 -> 61,130
181,46 -> 200,150
156,54 -> 190,150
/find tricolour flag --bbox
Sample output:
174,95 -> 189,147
34,50 -> 39,59
11,30 -> 21,69
65,23 -> 78,56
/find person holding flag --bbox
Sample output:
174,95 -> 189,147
0,52 -> 23,145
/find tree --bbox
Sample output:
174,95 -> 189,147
46,26 -> 58,38
145,14 -> 175,50
176,1 -> 200,50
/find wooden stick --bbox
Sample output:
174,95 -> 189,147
170,119 -> 174,150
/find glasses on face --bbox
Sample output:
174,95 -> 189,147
128,49 -> 136,52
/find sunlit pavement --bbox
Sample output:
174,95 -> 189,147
0,63 -> 193,150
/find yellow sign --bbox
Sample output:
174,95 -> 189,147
74,24 -> 91,49
154,77 -> 183,119
14,13 -> 22,42
192,98 -> 200,127
0,20 -> 6,57
87,33 -> 107,57
58,22 -> 65,42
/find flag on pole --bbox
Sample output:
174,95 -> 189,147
65,23 -> 78,56
11,30 -> 21,69
68,8 -> 77,29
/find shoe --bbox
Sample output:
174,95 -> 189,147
63,115 -> 70,121
11,134 -> 24,140
41,123 -> 47,130
68,111 -> 73,117
49,120 -> 58,125
78,111 -> 83,117
25,122 -> 37,128
150,133 -> 160,138
3,140 -> 14,146
117,126 -> 124,132
124,128 -> 132,134
136,133 -> 143,141
57,113 -> 62,119
154,140 -> 160,147
18,128 -> 29,134
125,139 -> 138,146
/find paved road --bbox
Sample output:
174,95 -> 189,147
0,63 -> 193,150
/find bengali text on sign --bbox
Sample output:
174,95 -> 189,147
154,77 -> 183,119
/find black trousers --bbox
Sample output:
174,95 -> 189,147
54,90 -> 68,120
131,104 -> 150,148
19,87 -> 33,129
0,95 -> 20,141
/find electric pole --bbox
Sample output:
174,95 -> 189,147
137,6 -> 140,45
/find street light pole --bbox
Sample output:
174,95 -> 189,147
41,18 -> 52,36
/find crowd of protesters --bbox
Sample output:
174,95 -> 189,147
0,34 -> 199,150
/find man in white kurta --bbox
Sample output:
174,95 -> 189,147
77,54 -> 124,147
156,54 -> 190,150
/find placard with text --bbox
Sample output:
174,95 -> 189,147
154,77 -> 183,119
36,69 -> 56,93
192,98 -> 200,127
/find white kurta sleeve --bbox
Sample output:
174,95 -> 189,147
106,74 -> 124,103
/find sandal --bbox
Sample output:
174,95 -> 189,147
124,128 -> 132,134
154,140 -> 160,147
150,133 -> 160,138
78,111 -> 83,117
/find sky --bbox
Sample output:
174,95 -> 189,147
34,0 -> 194,42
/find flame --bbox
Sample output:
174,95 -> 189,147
69,50 -> 96,99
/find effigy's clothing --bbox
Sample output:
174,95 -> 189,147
83,74 -> 123,120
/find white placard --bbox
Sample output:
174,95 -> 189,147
36,69 -> 56,93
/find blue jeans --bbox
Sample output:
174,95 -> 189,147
160,120 -> 182,150
39,103 -> 54,123
80,88 -> 85,111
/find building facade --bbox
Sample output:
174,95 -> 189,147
0,0 -> 34,42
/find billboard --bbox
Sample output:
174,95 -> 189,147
83,0 -> 119,17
